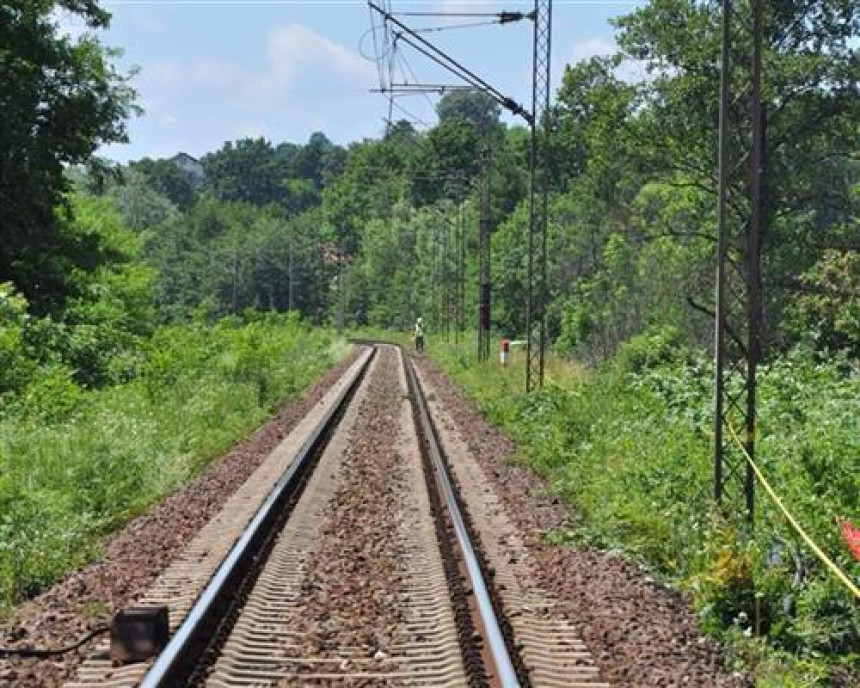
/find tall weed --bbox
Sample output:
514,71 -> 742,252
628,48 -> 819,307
0,315 -> 343,610
432,337 -> 858,685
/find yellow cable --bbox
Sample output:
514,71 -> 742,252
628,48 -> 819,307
726,422 -> 860,599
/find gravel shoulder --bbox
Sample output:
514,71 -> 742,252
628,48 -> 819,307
414,355 -> 750,688
0,348 -> 360,688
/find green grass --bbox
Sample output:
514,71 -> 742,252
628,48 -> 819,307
427,333 -> 859,687
0,314 -> 347,611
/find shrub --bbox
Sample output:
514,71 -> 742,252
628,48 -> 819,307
432,338 -> 858,684
0,315 -> 343,610
614,325 -> 688,374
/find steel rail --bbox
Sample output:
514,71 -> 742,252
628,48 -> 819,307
139,347 -> 376,688
405,358 -> 521,688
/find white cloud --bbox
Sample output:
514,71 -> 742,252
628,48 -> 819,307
616,58 -> 651,84
567,36 -> 653,84
142,61 -> 184,92
434,0 -> 507,11
110,22 -> 380,161
156,112 -> 178,127
138,23 -> 373,102
571,37 -> 616,63
428,1 -> 515,28
268,23 -> 373,86
237,122 -> 268,139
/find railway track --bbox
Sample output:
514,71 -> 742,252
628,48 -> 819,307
67,344 -> 606,687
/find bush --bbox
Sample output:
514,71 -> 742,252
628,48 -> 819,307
0,315 -> 344,610
0,283 -> 38,397
614,325 -> 688,374
432,338 -> 859,685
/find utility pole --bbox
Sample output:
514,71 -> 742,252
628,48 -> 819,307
478,145 -> 492,361
336,245 -> 346,334
442,212 -> 451,340
366,1 -> 551,393
232,245 -> 239,314
287,233 -> 294,312
714,0 -> 765,524
525,0 -> 553,392
432,222 -> 440,332
457,201 -> 466,344
407,224 -> 415,329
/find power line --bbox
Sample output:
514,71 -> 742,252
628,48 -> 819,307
393,11 -> 504,17
366,1 -> 554,393
394,29 -> 530,121
413,19 -> 516,34
368,2 -> 531,122
394,41 -> 439,115
387,98 -> 433,127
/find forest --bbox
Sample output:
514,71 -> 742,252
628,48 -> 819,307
1,0 -> 857,685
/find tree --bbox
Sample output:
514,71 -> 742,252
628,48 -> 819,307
323,138 -> 412,256
290,132 -> 346,190
436,90 -> 501,137
130,157 -> 197,210
0,0 -> 136,313
108,169 -> 180,232
615,0 -> 859,347
385,119 -> 418,145
788,249 -> 860,357
553,56 -> 637,189
201,138 -> 287,207
411,119 -> 481,206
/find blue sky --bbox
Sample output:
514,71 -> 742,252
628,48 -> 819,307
58,1 -> 646,162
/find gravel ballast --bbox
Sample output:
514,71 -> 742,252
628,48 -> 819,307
0,349 -> 360,688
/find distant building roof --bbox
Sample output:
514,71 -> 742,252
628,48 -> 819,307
169,152 -> 205,186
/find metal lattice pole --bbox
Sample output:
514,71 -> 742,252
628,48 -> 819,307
479,146 -> 492,361
457,201 -> 466,344
432,223 -> 440,332
443,211 -> 451,340
714,0 -> 765,524
526,0 -> 552,392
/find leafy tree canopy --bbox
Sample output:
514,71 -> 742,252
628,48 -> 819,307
436,90 -> 501,137
129,157 -> 197,210
201,138 -> 287,207
0,0 -> 136,313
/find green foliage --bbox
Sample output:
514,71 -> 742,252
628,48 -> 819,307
0,316 -> 344,610
0,283 -> 38,395
411,119 -> 481,206
432,340 -> 858,685
787,250 -> 860,358
0,193 -> 156,398
436,90 -> 501,137
611,0 -> 858,353
613,326 -> 688,374
201,138 -> 289,207
200,133 -> 344,212
145,198 -> 330,321
108,169 -> 181,231
289,131 -> 345,190
1,9 -> 855,688
0,0 -> 136,313
323,137 -> 414,256
129,157 -> 197,210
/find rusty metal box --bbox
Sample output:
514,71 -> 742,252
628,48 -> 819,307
110,606 -> 169,664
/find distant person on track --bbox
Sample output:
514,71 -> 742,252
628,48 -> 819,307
414,316 -> 425,354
